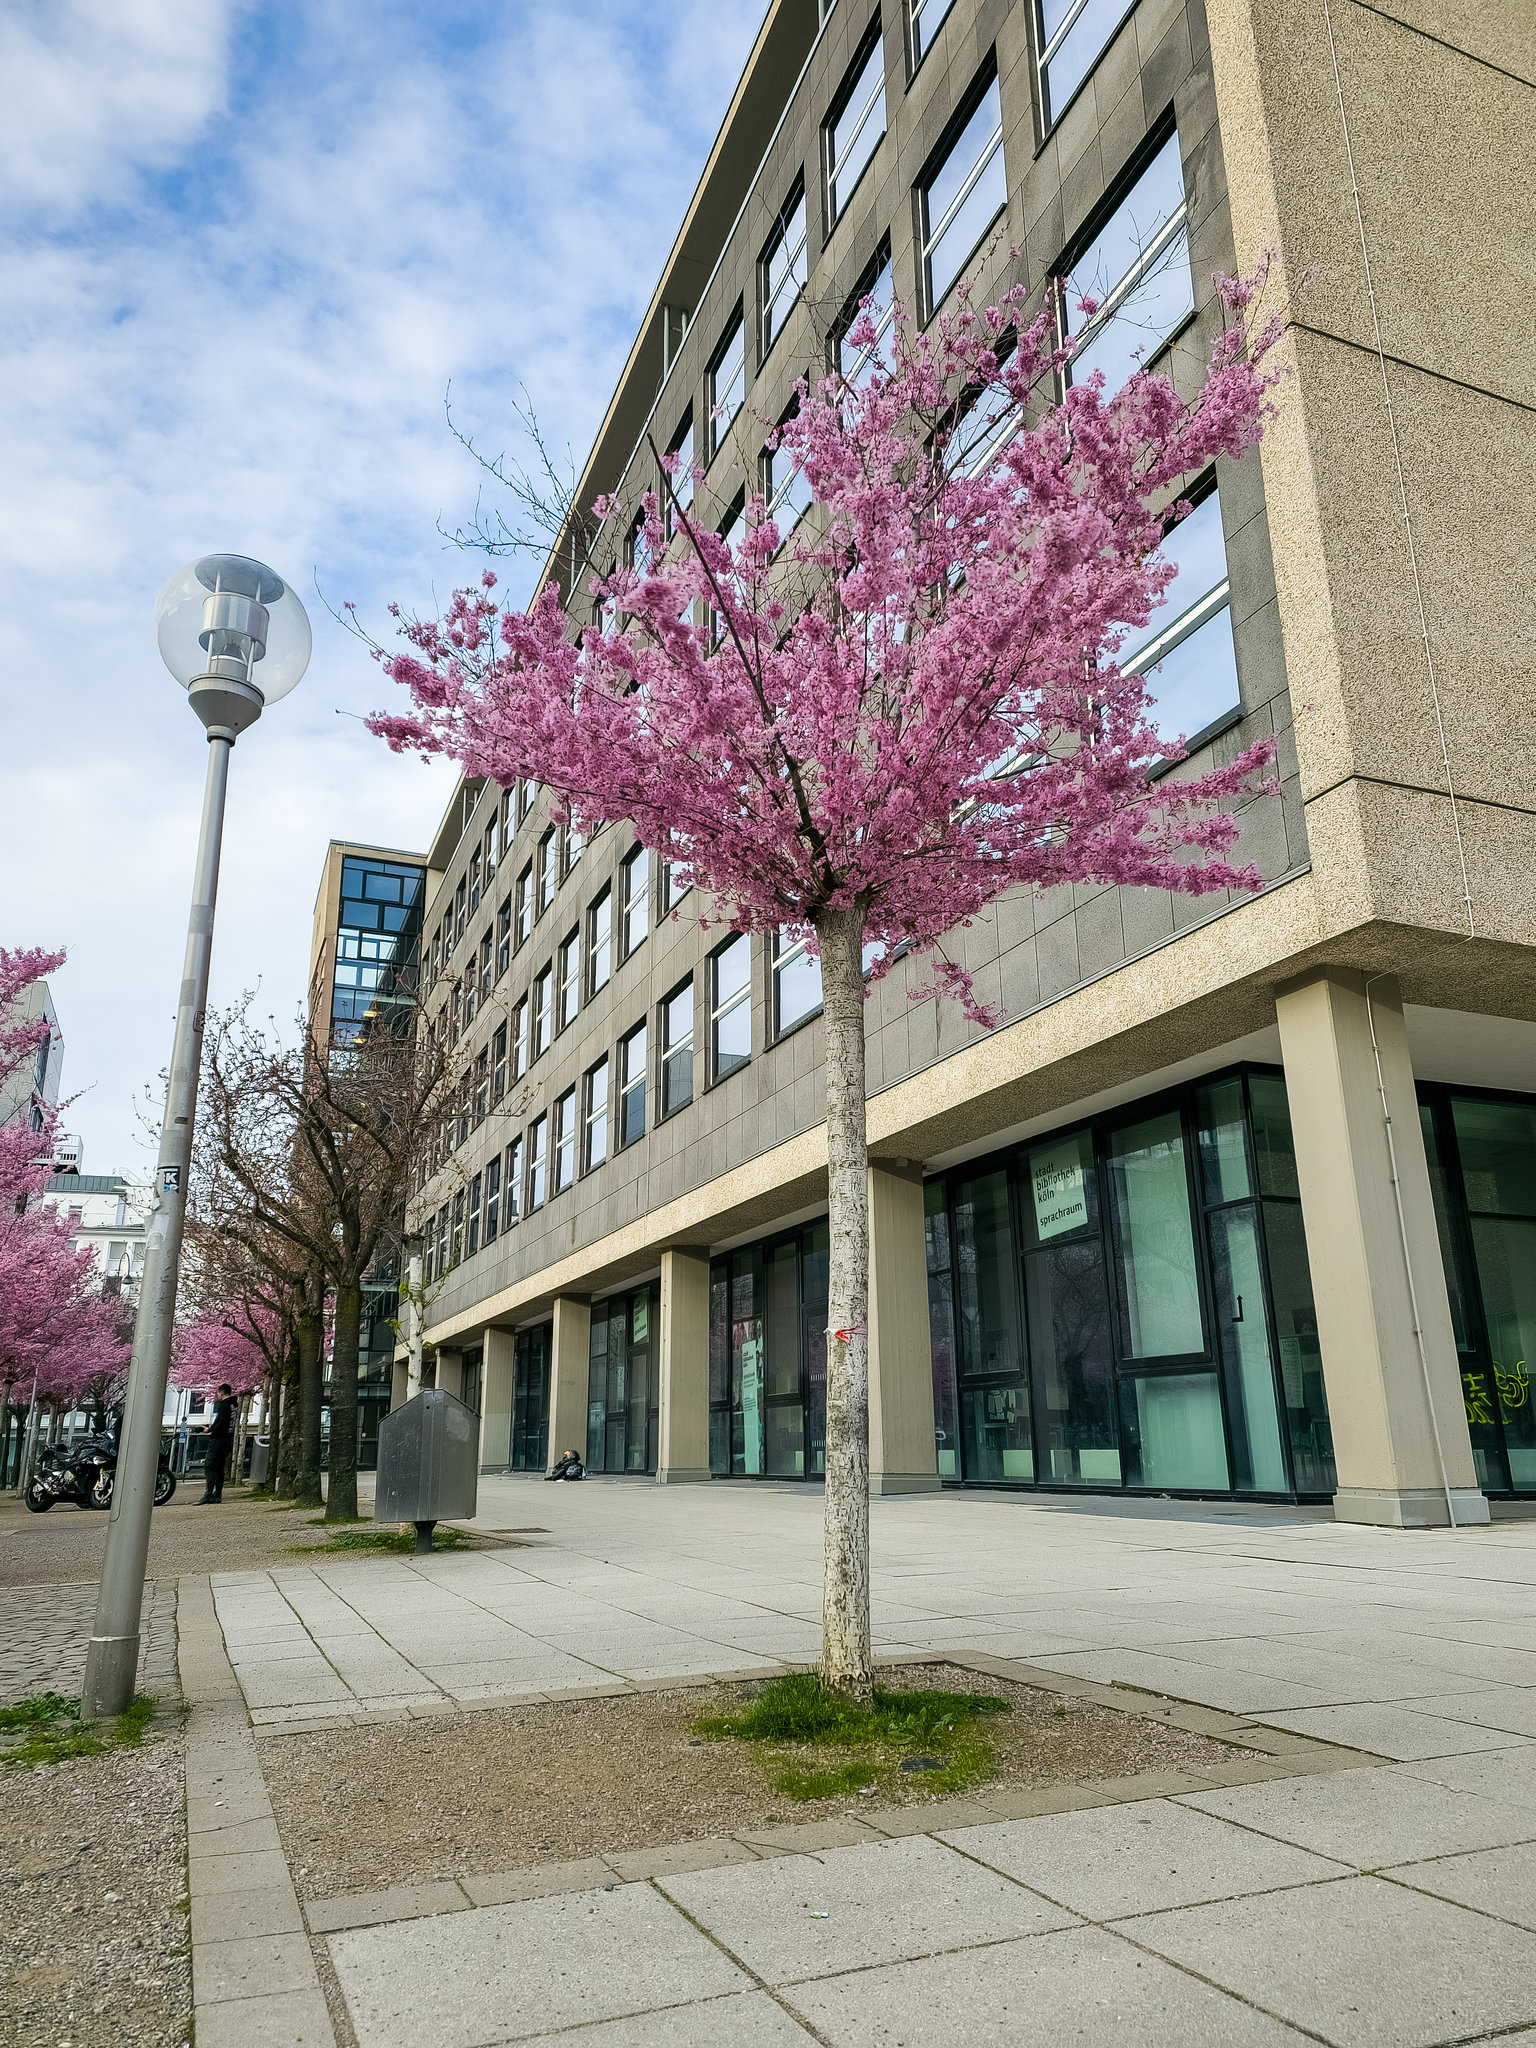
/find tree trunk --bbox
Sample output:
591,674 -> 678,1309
250,1371 -> 278,1494
233,1396 -> 249,1490
276,1346 -> 301,1497
815,902 -> 872,1704
326,1279 -> 363,1522
296,1292 -> 325,1508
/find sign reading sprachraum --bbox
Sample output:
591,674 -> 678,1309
1030,1135 -> 1089,1240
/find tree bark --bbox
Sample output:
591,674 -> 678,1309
249,1369 -> 278,1494
276,1346 -> 301,1497
815,902 -> 872,1703
296,1288 -> 325,1508
326,1279 -> 363,1522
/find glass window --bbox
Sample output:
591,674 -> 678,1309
1106,1110 -> 1203,1358
826,26 -> 886,224
515,863 -> 533,947
505,1135 -> 523,1222
762,178 -> 808,355
1250,1073 -> 1301,1199
764,414 -> 813,542
621,846 -> 650,957
479,932 -> 493,1003
553,1089 -> 576,1192
455,876 -> 467,940
1420,1103 -> 1480,1358
588,887 -> 612,994
773,928 -> 822,1035
955,1169 -> 1033,1481
498,787 -> 512,862
473,1045 -> 489,1126
662,979 -> 694,1117
1119,482 -> 1240,750
1196,1075 -> 1253,1206
1038,0 -> 1131,129
661,856 -> 692,914
1118,1371 -> 1230,1490
484,1155 -> 501,1246
910,0 -> 957,66
450,1189 -> 465,1267
467,1172 -> 482,1256
511,995 -> 529,1080
1028,1237 -> 1119,1484
838,246 -> 895,390
496,895 -> 512,977
920,71 -> 1006,315
711,934 -> 752,1080
564,825 -> 583,876
518,776 -> 538,821
620,1022 -> 647,1146
709,306 -> 746,457
1262,1196 -> 1333,1492
1060,132 -> 1193,396
666,410 -> 694,534
585,1057 -> 609,1170
1453,1098 -> 1536,1490
469,848 -> 481,913
925,1180 -> 961,1477
532,965 -> 552,1059
1206,1205 -> 1288,1492
527,1115 -> 547,1211
558,928 -> 581,1030
537,829 -> 558,916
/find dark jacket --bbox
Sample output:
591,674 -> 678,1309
207,1397 -> 235,1442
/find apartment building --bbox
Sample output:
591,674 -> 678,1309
397,0 -> 1535,1524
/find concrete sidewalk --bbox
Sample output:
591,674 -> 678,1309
195,1483 -> 1536,2046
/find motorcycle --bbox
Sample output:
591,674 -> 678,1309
24,1433 -> 176,1513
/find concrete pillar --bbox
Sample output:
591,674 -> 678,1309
658,1248 -> 712,1483
480,1328 -> 515,1472
435,1349 -> 464,1403
868,1163 -> 941,1495
545,1296 -> 590,1472
1275,970 -> 1487,1527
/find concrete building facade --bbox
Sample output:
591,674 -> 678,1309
396,0 -> 1535,1525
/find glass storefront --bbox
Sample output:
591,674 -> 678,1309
587,1287 -> 660,1473
1420,1088 -> 1536,1495
681,1069 -> 1536,1504
924,1067 -> 1334,1499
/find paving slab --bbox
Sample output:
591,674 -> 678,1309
1177,1763 -> 1536,1867
329,1883 -> 749,2048
194,1987 -> 337,2048
305,1879 -> 472,1932
941,1798 -> 1350,1919
1249,1700 -> 1531,1760
1118,1872 -> 1536,2047
658,1833 -> 1078,1984
1385,1837 -> 1536,1930
193,1930 -> 318,2004
781,1922 -> 1311,2045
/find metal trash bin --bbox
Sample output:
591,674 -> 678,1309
374,1390 -> 479,1551
249,1439 -> 270,1484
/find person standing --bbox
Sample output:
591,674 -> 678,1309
198,1383 -> 235,1505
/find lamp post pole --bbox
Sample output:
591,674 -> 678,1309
82,554 -> 310,1720
81,728 -> 231,1717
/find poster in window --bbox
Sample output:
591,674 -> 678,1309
1030,1134 -> 1089,1241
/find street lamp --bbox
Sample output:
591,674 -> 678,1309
81,555 -> 310,1719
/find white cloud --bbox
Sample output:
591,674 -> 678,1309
0,0 -> 764,1173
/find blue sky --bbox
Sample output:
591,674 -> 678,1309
0,0 -> 764,1173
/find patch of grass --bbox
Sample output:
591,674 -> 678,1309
293,1524 -> 473,1555
1,1692 -> 158,1769
695,1671 -> 1011,1804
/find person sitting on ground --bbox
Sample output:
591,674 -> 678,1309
546,1447 -> 585,1482
198,1383 -> 235,1505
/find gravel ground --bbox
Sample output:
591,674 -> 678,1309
0,1486 -> 360,1590
262,1661 -> 1253,1900
0,1713 -> 191,2048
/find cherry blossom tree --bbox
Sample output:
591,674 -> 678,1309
0,945 -> 66,1211
369,277 -> 1282,1697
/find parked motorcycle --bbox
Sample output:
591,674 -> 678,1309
24,1433 -> 176,1512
